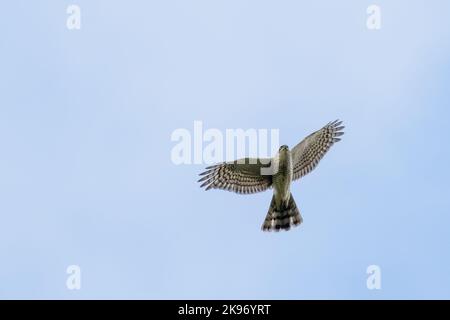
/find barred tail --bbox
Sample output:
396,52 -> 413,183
262,193 -> 303,232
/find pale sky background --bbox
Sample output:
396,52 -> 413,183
1,1 -> 450,299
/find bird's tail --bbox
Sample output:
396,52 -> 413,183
262,193 -> 303,232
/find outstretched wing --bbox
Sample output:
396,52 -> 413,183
291,120 -> 344,181
198,158 -> 272,194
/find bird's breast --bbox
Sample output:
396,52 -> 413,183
273,153 -> 292,202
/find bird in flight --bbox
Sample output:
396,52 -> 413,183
198,120 -> 344,232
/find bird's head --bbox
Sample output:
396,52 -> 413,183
279,145 -> 289,152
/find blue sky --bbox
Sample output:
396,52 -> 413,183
1,0 -> 450,299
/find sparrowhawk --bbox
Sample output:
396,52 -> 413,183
198,120 -> 344,232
